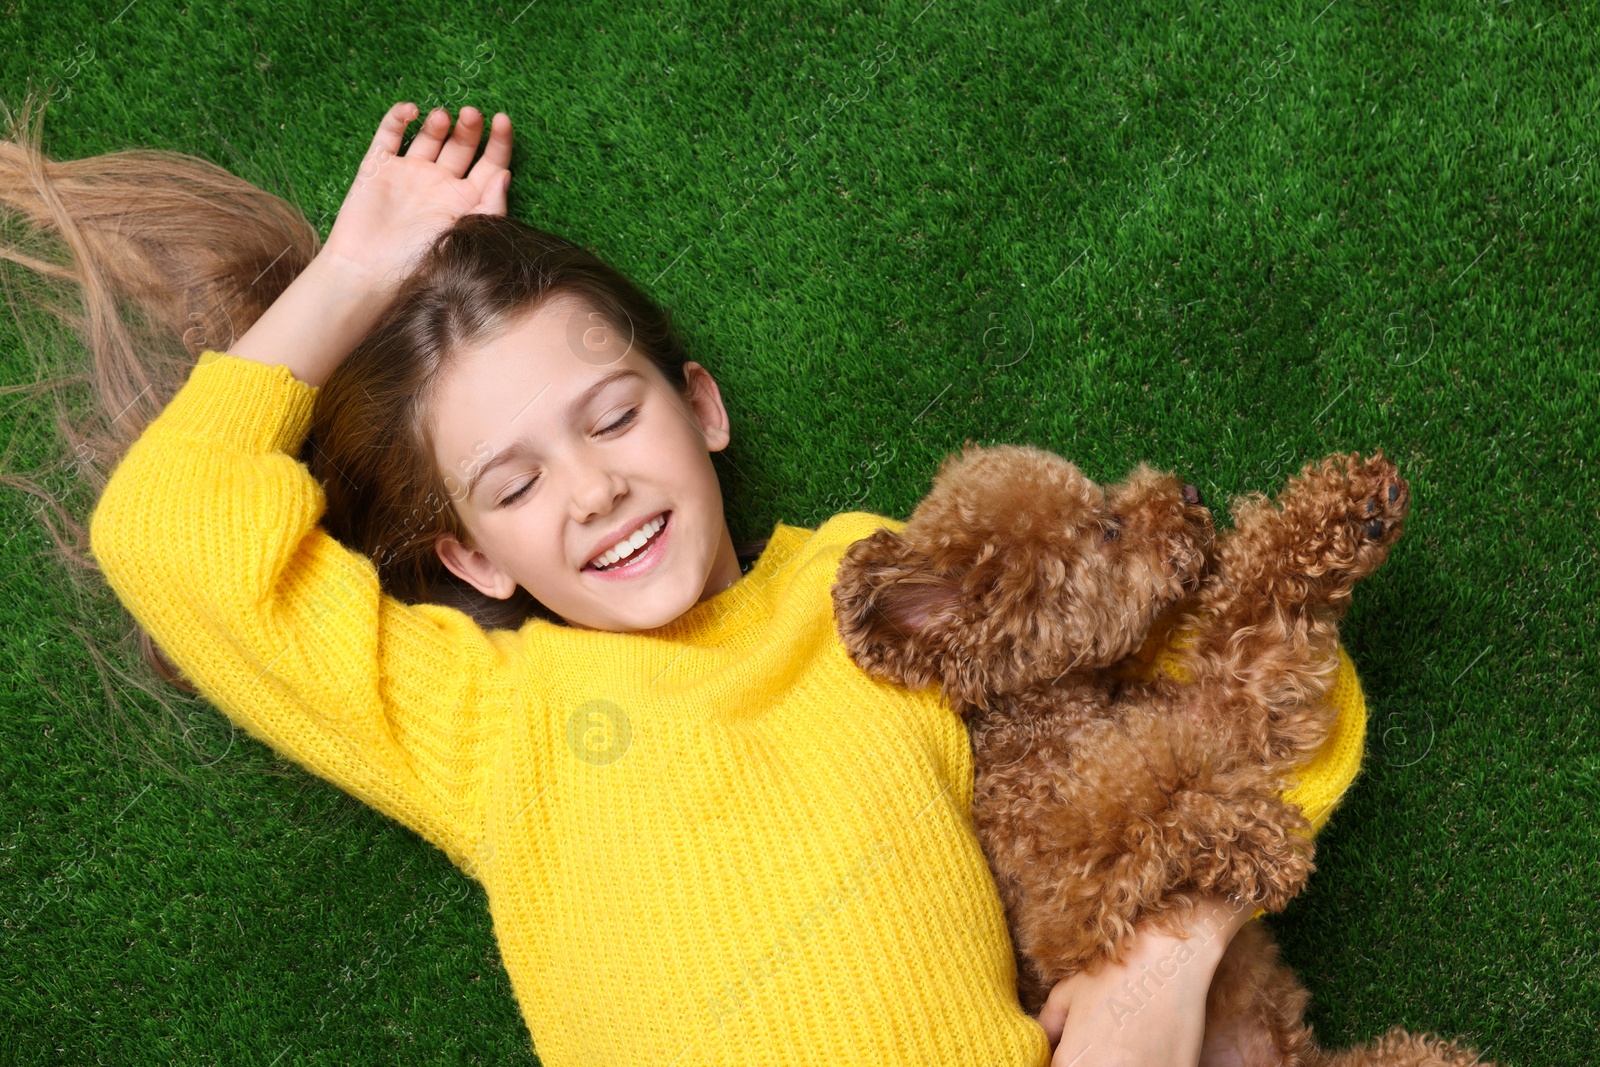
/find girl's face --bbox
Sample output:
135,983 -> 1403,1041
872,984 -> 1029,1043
428,292 -> 743,632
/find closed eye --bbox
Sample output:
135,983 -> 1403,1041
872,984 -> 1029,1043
494,407 -> 642,509
599,406 -> 641,437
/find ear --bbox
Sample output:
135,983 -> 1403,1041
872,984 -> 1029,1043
434,533 -> 521,600
681,361 -> 732,453
830,527 -> 963,692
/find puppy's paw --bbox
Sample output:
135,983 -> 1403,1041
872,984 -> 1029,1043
1350,451 -> 1409,546
1320,449 -> 1410,585
1266,449 -> 1410,589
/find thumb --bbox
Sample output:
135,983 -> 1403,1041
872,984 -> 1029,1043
473,170 -> 511,216
1037,977 -> 1073,1047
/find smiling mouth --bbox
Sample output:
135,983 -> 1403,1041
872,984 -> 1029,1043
585,511 -> 671,573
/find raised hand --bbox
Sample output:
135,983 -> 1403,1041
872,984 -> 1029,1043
229,103 -> 514,387
319,102 -> 514,293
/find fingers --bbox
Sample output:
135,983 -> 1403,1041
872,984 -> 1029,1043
465,112 -> 514,213
404,106 -> 512,180
434,106 -> 486,176
1036,978 -> 1073,1046
366,101 -> 419,164
403,106 -> 455,161
471,111 -> 514,174
471,170 -> 512,217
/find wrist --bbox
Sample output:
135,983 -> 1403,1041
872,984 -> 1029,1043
307,244 -> 398,301
1137,895 -> 1252,969
1130,923 -> 1229,985
302,250 -> 396,338
229,250 -> 391,388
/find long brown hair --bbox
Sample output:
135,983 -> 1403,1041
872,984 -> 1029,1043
0,91 -> 765,764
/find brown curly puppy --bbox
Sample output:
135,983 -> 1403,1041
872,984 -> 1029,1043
832,442 -> 1494,1066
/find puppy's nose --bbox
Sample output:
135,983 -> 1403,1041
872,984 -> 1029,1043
1182,484 -> 1203,506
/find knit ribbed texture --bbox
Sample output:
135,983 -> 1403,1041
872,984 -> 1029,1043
89,350 -> 1368,1065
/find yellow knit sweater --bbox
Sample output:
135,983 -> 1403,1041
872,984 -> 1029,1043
87,351 -> 1369,1066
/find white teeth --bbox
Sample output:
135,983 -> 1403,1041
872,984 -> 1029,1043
590,515 -> 665,570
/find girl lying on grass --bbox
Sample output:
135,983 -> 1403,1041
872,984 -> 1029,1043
2,95 -> 1349,1065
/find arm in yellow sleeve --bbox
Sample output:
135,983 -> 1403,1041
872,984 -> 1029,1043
1145,632 -> 1369,920
88,351 -> 523,877
1275,643 -> 1367,836
1144,634 -> 1369,837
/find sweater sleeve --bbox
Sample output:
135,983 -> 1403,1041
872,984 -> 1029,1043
88,351 -> 519,878
1147,632 -> 1368,837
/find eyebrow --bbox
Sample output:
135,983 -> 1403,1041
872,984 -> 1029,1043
466,368 -> 646,503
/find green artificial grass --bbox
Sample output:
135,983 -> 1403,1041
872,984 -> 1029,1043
1,0 -> 1596,1063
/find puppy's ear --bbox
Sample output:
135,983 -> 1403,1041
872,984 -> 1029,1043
831,527 -> 962,692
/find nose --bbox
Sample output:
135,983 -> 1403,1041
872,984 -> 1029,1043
1182,484 -> 1203,506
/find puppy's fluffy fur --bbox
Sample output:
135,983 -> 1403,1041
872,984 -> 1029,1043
832,443 -> 1493,1066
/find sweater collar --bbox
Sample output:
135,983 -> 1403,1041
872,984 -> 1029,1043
642,521 -> 809,643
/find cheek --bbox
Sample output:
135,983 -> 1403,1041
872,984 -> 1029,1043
638,420 -> 703,475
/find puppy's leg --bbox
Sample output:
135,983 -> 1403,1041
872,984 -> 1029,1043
1173,451 -> 1409,766
1197,919 -> 1320,1067
977,704 -> 1315,1002
1307,1027 -> 1499,1066
1198,923 -> 1499,1067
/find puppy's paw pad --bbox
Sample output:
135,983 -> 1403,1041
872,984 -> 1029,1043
1349,454 -> 1408,544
